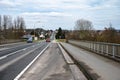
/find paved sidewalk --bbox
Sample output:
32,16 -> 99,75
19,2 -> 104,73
61,42 -> 120,80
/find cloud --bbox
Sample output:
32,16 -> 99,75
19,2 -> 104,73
0,0 -> 21,7
0,0 -> 120,30
21,12 -> 72,18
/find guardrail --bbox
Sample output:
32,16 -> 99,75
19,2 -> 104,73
68,40 -> 120,59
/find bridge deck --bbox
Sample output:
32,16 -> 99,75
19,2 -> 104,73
61,42 -> 120,80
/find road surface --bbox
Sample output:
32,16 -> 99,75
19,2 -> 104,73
61,42 -> 120,80
0,41 -> 49,80
19,43 -> 74,80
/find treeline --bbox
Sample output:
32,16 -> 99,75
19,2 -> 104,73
66,19 -> 120,44
0,15 -> 26,40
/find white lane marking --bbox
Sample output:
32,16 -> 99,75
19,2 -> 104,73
14,43 -> 51,80
0,49 -> 23,60
0,56 -> 7,60
22,48 -> 27,51
0,48 -> 9,51
0,44 -> 37,60
7,49 -> 23,56
0,45 -> 42,71
32,45 -> 35,47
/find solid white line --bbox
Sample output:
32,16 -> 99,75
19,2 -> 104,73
14,43 -> 51,80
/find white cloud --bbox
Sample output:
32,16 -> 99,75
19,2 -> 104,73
21,12 -> 72,17
0,0 -> 21,7
0,0 -> 120,30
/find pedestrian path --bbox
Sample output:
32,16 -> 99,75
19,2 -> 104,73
61,42 -> 120,80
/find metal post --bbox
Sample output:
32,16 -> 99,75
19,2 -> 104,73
92,42 -> 94,51
89,42 -> 91,50
102,45 -> 104,54
94,43 -> 96,52
97,43 -> 99,53
90,42 -> 91,50
106,45 -> 109,55
112,45 -> 115,58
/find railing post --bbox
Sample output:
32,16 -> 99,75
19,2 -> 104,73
89,42 -> 91,50
90,42 -> 92,50
94,43 -> 96,52
97,43 -> 99,53
102,45 -> 104,54
93,43 -> 94,51
106,45 -> 109,55
112,45 -> 115,58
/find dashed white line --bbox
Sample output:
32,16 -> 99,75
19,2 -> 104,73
0,49 -> 23,60
0,44 -> 37,60
0,56 -> 7,60
0,48 -> 9,51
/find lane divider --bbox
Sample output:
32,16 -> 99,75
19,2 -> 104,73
0,49 -> 23,60
0,44 -> 38,60
0,44 -> 45,71
0,56 -> 7,60
14,43 -> 51,80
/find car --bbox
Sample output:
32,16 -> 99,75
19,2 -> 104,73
46,38 -> 50,42
27,37 -> 33,43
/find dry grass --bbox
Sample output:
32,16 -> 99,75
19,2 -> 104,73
56,39 -> 66,42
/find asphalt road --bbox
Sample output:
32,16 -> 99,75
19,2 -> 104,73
19,43 -> 74,80
0,41 -> 49,80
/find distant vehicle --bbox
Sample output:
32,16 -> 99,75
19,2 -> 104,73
27,37 -> 33,43
46,38 -> 50,42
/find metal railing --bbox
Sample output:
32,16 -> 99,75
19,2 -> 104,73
68,40 -> 120,58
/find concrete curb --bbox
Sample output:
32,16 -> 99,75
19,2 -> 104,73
60,42 -> 102,80
58,43 -> 87,80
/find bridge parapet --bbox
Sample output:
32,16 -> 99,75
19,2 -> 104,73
68,40 -> 120,60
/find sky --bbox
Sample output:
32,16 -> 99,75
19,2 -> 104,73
0,0 -> 120,30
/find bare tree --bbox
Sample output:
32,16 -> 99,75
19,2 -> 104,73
0,15 -> 26,44
13,19 -> 17,39
16,17 -> 26,38
19,17 -> 26,37
7,16 -> 13,39
74,19 -> 94,40
75,19 -> 93,30
3,15 -> 9,39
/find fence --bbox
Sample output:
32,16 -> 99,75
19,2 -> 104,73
68,40 -> 120,59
